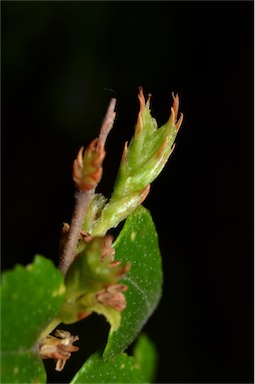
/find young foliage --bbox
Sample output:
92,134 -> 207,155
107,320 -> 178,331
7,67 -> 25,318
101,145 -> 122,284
1,88 -> 183,383
84,88 -> 183,236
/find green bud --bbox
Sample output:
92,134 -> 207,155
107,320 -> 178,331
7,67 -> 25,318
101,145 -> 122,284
58,236 -> 129,331
113,88 -> 183,197
86,88 -> 183,236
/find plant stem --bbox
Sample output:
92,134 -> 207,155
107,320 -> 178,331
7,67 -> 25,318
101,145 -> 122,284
59,189 -> 95,275
59,98 -> 116,275
97,98 -> 116,149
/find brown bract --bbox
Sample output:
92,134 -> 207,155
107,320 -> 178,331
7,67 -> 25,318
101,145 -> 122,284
96,284 -> 128,311
72,98 -> 116,192
170,93 -> 183,131
73,139 -> 106,192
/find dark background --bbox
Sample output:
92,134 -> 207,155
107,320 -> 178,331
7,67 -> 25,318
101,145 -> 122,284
2,1 -> 254,383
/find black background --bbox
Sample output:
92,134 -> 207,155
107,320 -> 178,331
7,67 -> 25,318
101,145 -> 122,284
2,1 -> 254,383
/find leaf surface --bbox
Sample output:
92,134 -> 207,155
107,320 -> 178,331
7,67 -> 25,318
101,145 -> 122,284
70,334 -> 157,384
1,255 -> 66,383
103,205 -> 163,358
133,333 -> 158,383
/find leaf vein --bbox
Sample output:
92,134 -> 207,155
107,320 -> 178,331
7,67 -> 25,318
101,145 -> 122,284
122,275 -> 151,310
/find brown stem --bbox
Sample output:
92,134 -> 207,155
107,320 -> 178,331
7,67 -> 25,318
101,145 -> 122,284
59,99 -> 117,275
98,98 -> 116,149
59,189 -> 95,275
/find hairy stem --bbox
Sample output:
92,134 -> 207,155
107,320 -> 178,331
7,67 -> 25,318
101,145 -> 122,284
59,98 -> 116,275
59,189 -> 95,275
98,98 -> 116,149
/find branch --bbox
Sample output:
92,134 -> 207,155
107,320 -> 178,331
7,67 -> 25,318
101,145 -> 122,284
59,98 -> 117,275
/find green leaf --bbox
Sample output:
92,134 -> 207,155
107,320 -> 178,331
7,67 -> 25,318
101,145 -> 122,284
70,334 -> 157,384
70,351 -> 145,384
103,205 -> 163,358
133,333 -> 158,383
1,255 -> 66,383
2,354 -> 46,384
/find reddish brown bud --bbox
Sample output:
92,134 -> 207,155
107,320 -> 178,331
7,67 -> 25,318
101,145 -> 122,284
73,139 -> 106,192
72,98 -> 116,192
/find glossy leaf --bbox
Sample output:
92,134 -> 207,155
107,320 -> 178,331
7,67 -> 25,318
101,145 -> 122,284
70,334 -> 157,384
2,354 -> 46,384
103,205 -> 163,358
133,333 -> 158,383
1,255 -> 66,383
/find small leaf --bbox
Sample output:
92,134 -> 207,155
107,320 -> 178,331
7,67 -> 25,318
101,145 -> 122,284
70,351 -> 145,384
70,334 -> 157,384
103,205 -> 163,358
133,333 -> 158,383
1,255 -> 66,383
